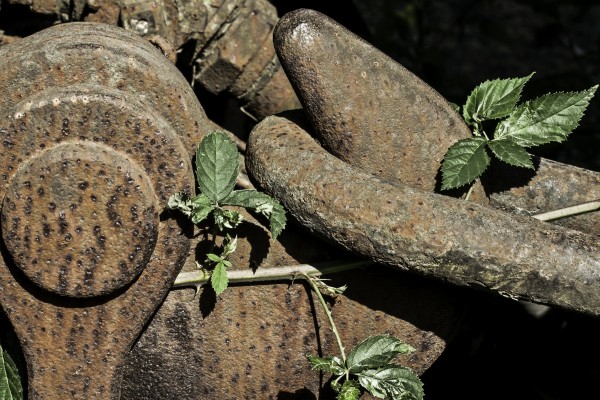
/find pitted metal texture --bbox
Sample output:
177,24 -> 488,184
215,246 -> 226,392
2,142 -> 158,297
0,22 -> 200,399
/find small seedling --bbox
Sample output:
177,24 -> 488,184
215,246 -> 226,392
441,73 -> 597,194
168,131 -> 286,295
305,276 -> 424,400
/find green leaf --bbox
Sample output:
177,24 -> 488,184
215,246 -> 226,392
0,337 -> 23,400
336,379 -> 361,400
211,262 -> 228,295
357,366 -> 424,400
494,85 -> 598,147
488,139 -> 533,169
195,131 -> 239,203
167,192 -> 194,216
307,354 -> 346,376
463,73 -> 533,125
213,209 -> 242,230
221,235 -> 238,258
190,194 -> 215,224
222,190 -> 287,240
206,253 -> 222,263
167,193 -> 215,224
347,335 -> 415,374
441,137 -> 490,190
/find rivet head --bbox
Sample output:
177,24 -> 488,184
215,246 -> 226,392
1,142 -> 159,297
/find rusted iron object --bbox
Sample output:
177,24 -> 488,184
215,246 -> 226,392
0,22 -> 201,398
246,112 -> 600,316
1,0 -> 301,118
121,209 -> 464,398
273,9 -> 599,235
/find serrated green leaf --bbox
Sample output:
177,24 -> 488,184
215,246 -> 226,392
0,337 -> 23,400
206,253 -> 222,263
488,139 -> 533,168
213,209 -> 242,230
222,235 -> 238,258
191,200 -> 215,224
195,131 -> 239,203
211,262 -> 228,295
494,85 -> 598,147
463,73 -> 534,124
307,354 -> 346,375
168,193 -> 215,223
357,366 -> 424,400
336,379 -> 361,400
347,335 -> 415,374
222,190 -> 287,240
167,192 -> 194,216
441,137 -> 490,190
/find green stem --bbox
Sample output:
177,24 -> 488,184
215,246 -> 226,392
303,273 -> 348,368
172,260 -> 374,289
532,200 -> 600,222
464,181 -> 476,201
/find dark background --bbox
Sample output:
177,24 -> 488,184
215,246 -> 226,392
267,1 -> 600,399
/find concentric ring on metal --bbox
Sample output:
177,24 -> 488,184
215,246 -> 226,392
2,142 -> 158,297
0,84 -> 193,297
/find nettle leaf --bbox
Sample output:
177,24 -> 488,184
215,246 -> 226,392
494,85 -> 598,147
336,379 -> 361,400
167,192 -> 194,216
195,131 -> 239,203
347,335 -> 415,374
213,208 -> 243,230
0,338 -> 23,400
441,137 -> 490,190
190,194 -> 215,224
488,139 -> 533,169
211,262 -> 228,295
357,366 -> 424,400
307,354 -> 346,376
222,190 -> 287,239
463,73 -> 533,125
206,253 -> 222,263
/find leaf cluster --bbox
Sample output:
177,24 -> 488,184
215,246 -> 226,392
441,73 -> 597,190
308,335 -> 423,400
168,131 -> 287,295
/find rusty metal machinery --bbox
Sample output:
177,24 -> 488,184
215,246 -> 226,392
0,0 -> 301,119
0,22 -> 209,398
0,19 -> 464,399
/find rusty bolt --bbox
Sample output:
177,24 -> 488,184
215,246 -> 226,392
0,22 -> 209,398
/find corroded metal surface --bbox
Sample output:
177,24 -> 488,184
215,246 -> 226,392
122,209 -> 464,399
483,158 -> 600,235
0,22 -> 211,157
273,9 -> 599,234
2,0 -> 301,119
1,142 -> 158,297
274,8 -> 473,194
0,23 -> 200,398
246,112 -> 600,316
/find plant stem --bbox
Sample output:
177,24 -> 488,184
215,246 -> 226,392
532,200 -> 600,222
303,273 -> 348,367
464,181 -> 476,201
172,260 -> 374,289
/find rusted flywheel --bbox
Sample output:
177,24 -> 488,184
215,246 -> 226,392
0,22 -> 206,398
